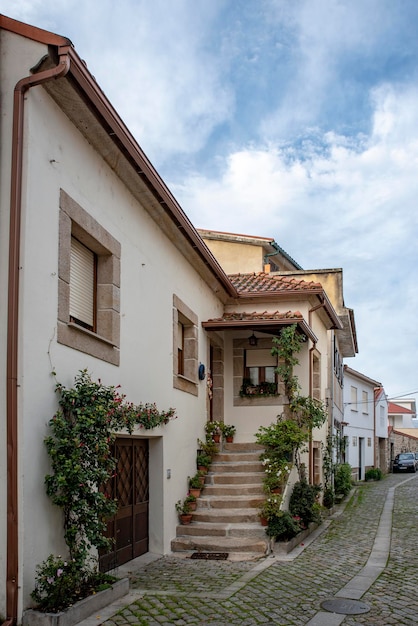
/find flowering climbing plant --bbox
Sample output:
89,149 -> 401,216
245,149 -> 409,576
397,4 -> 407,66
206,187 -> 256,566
42,369 -> 176,584
261,457 -> 292,493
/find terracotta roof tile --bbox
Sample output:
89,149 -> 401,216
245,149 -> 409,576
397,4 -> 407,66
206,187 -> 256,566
207,310 -> 303,323
229,272 -> 323,293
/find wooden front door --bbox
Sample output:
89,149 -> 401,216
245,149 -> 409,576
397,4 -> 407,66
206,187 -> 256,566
100,438 -> 149,571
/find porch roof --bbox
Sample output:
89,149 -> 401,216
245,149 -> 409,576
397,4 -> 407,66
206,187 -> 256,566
202,310 -> 318,343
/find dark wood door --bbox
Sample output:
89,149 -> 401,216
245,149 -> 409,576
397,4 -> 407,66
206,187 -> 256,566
100,438 -> 149,571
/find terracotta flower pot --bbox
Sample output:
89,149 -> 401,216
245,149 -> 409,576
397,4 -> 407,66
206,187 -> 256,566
226,436 -> 234,443
213,434 -> 221,443
180,513 -> 193,525
189,487 -> 201,498
260,516 -> 268,527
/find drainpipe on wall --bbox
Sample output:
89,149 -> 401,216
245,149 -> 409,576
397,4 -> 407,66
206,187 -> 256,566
4,48 -> 70,626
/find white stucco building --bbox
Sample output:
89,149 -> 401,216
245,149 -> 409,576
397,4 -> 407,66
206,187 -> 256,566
343,366 -> 388,479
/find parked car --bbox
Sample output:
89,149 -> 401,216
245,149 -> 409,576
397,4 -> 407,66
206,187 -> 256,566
392,453 -> 417,473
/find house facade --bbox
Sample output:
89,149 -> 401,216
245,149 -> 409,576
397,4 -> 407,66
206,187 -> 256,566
1,15 -> 358,625
342,366 -> 388,480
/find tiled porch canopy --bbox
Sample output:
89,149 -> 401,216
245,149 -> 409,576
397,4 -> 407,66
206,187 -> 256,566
202,310 -> 318,343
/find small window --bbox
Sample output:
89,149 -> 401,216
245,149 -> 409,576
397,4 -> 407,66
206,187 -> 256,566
367,437 -> 372,447
362,391 -> 369,414
173,295 -> 198,395
351,386 -> 358,411
242,348 -> 278,396
352,436 -> 357,446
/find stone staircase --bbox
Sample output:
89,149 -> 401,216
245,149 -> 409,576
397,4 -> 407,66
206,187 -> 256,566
171,443 -> 269,557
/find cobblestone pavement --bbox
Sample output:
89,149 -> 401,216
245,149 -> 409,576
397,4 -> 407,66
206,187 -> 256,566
89,473 -> 418,625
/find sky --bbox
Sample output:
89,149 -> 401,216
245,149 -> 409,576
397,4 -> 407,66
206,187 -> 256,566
3,0 -> 418,405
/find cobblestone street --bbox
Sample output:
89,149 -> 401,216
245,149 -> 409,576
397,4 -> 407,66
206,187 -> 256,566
79,473 -> 418,626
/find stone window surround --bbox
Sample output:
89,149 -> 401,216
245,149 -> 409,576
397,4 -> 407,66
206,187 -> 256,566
233,337 -> 283,407
58,189 -> 121,366
173,294 -> 198,396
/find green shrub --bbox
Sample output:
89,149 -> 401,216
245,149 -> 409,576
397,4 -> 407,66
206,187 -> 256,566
323,486 -> 335,509
365,467 -> 383,481
289,480 -> 321,526
265,511 -> 301,540
334,463 -> 352,496
31,554 -> 115,613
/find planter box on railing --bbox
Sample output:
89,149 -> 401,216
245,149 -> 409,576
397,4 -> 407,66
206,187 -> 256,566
22,577 -> 129,626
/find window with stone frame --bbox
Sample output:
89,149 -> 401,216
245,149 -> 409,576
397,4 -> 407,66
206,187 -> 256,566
173,295 -> 198,395
58,189 -> 121,366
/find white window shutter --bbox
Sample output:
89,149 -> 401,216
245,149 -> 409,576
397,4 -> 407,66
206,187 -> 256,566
70,237 -> 95,327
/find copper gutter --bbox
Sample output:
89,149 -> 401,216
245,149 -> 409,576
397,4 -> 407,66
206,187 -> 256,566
4,47 -> 70,626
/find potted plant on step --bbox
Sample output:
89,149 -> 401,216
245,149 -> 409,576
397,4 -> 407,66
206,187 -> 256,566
220,423 -> 236,443
258,495 -> 283,527
188,473 -> 203,497
185,493 -> 197,511
204,420 -> 222,443
176,499 -> 193,524
196,452 -> 212,473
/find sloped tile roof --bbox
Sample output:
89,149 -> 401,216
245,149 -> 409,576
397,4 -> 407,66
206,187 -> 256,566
229,272 -> 323,293
388,401 -> 415,414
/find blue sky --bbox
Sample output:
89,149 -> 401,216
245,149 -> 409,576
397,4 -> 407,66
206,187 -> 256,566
3,0 -> 418,405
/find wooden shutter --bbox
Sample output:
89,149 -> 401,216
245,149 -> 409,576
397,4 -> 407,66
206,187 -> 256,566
70,237 -> 95,328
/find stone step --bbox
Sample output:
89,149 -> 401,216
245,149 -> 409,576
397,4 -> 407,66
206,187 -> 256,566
210,461 -> 263,473
203,484 -> 263,496
191,507 -> 260,524
171,534 -> 267,554
198,495 -> 264,509
210,472 -> 265,485
214,452 -> 262,462
223,443 -> 264,453
175,521 -> 266,539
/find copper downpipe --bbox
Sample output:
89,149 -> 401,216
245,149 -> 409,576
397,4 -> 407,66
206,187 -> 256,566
4,49 -> 70,626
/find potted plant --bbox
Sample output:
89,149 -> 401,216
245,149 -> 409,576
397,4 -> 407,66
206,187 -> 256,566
204,420 -> 222,443
188,473 -> 203,497
220,423 -> 236,443
258,495 -> 282,526
185,493 -> 197,511
196,452 -> 212,473
175,499 -> 193,524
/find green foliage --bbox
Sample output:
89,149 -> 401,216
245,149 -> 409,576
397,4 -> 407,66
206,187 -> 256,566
334,463 -> 353,496
41,369 -> 175,605
259,495 -> 283,520
197,438 -> 218,458
365,467 -> 383,481
196,453 -> 212,469
256,417 -> 305,459
272,325 -> 303,399
204,421 -> 222,436
175,499 -> 192,515
188,472 -> 204,489
323,486 -> 335,509
31,554 -> 115,613
261,456 -> 292,493
220,423 -> 236,438
289,480 -> 322,526
265,511 -> 301,540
